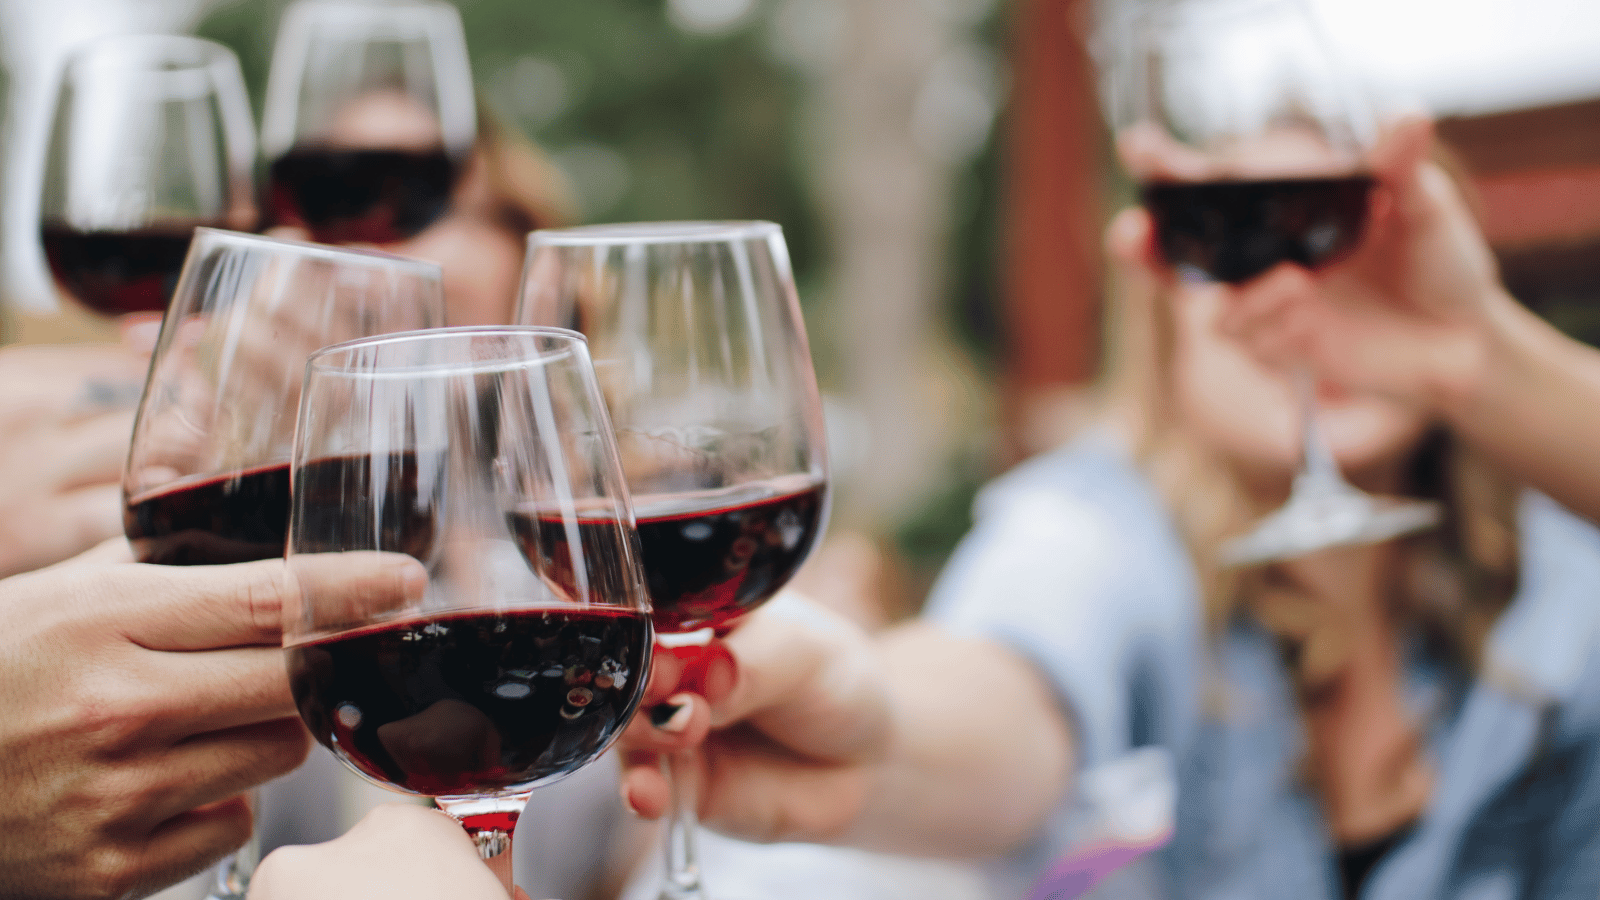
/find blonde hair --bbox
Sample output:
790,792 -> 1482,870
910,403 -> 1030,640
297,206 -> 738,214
469,101 -> 578,235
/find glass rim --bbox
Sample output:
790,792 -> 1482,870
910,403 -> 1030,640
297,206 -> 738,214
528,220 -> 782,248
190,227 -> 444,276
282,0 -> 462,22
65,33 -> 237,70
1137,0 -> 1307,27
306,325 -> 590,378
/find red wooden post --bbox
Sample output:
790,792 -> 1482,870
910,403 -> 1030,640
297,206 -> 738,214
999,0 -> 1107,460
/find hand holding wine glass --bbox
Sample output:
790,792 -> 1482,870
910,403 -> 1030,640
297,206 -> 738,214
0,551 -> 424,900
122,230 -> 442,898
1102,0 -> 1439,565
284,327 -> 653,896
1211,118 -> 1510,410
41,35 -> 255,318
518,222 -> 829,900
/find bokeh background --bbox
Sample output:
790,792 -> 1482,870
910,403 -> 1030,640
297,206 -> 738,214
5,0 -> 1600,616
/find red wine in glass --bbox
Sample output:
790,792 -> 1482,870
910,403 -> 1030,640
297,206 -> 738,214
287,327 -> 647,895
40,222 -> 209,316
123,451 -> 437,567
510,479 -> 827,635
124,463 -> 292,566
267,146 -> 458,244
1140,175 -> 1373,284
287,606 -> 651,796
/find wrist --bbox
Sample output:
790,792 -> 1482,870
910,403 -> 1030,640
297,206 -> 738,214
1430,286 -> 1554,425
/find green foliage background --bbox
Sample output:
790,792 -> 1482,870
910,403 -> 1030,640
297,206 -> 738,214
197,0 -> 1008,590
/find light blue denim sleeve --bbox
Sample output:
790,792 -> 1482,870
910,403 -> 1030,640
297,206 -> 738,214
923,443 -> 1203,770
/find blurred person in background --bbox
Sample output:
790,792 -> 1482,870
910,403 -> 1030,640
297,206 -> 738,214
266,103 -> 574,328
612,117 -> 1600,900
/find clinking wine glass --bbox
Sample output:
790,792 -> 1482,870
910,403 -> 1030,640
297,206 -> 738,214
122,229 -> 443,898
518,222 -> 830,900
261,0 -> 476,244
283,326 -> 654,896
1101,0 -> 1439,566
40,35 -> 256,318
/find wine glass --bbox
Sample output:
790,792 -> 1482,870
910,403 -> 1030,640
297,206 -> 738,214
40,35 -> 256,318
518,222 -> 830,900
122,229 -> 443,899
260,0 -> 476,244
284,326 -> 654,895
1100,0 -> 1439,566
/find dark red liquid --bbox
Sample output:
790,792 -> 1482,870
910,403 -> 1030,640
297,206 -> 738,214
1140,176 -> 1373,284
40,223 -> 201,315
510,482 -> 826,634
126,452 -> 433,567
268,147 -> 457,244
125,463 -> 292,565
287,606 -> 651,796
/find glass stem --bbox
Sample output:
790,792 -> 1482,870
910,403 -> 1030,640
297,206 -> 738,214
438,793 -> 530,897
1293,366 -> 1346,494
203,788 -> 260,900
659,748 -> 708,900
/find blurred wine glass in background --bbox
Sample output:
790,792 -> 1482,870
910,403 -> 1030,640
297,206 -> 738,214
260,0 -> 476,245
39,34 -> 255,319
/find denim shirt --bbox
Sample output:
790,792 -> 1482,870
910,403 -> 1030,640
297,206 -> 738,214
926,437 -> 1600,900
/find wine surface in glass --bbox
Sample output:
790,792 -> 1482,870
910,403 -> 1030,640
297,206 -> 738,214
1141,175 -> 1373,284
268,147 -> 457,244
287,606 -> 651,795
124,463 -> 292,565
41,223 -> 204,316
510,479 -> 827,635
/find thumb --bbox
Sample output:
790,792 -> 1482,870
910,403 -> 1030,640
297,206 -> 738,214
101,553 -> 424,651
1368,116 -> 1434,217
716,594 -> 890,763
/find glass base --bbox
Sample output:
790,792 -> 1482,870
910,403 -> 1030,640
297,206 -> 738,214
1219,488 -> 1441,567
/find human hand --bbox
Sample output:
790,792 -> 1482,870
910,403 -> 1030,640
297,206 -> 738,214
250,804 -> 534,900
0,550 -> 424,899
618,594 -> 892,844
0,343 -> 148,577
1209,119 -> 1509,413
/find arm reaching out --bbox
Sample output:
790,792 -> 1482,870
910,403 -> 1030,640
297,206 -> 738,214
617,594 -> 1075,858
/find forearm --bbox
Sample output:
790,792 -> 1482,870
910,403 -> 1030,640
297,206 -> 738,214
1439,290 -> 1600,523
842,622 -> 1075,858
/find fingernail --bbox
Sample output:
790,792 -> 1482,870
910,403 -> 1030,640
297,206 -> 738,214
650,694 -> 694,732
620,783 -> 642,817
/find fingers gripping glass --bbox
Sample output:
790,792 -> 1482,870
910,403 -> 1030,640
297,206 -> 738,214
1101,0 -> 1439,565
261,0 -> 476,244
518,222 -> 831,900
283,327 -> 654,896
121,229 -> 443,898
